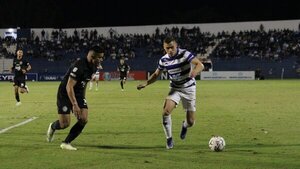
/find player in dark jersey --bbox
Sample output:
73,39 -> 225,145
117,58 -> 130,91
46,46 -> 105,150
11,49 -> 31,106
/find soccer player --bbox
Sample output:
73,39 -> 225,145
89,63 -> 103,91
117,58 -> 130,91
11,49 -> 31,106
46,46 -> 104,150
137,36 -> 204,149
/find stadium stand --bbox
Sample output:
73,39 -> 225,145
1,26 -> 299,78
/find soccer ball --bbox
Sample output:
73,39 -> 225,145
208,136 -> 226,152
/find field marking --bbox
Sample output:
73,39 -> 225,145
0,116 -> 38,134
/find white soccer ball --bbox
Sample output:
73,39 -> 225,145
208,136 -> 226,152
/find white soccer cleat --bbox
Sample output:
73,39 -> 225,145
46,123 -> 55,142
60,143 -> 77,151
16,102 -> 22,106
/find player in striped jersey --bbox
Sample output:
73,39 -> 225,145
89,64 -> 103,91
137,36 -> 204,149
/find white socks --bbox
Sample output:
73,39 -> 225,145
162,115 -> 172,139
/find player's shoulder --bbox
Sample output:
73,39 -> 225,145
179,48 -> 192,56
73,58 -> 87,67
160,53 -> 169,62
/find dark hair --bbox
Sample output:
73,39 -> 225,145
163,36 -> 176,44
89,45 -> 104,53
16,48 -> 23,52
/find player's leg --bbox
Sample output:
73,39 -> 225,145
120,78 -> 124,90
123,76 -> 127,84
47,114 -> 71,142
180,86 -> 196,140
180,110 -> 195,140
95,81 -> 98,91
13,78 -> 21,105
95,77 -> 99,91
14,86 -> 20,103
24,79 -> 29,93
19,76 -> 28,93
47,94 -> 72,142
89,79 -> 93,90
61,108 -> 88,150
162,99 -> 177,149
163,89 -> 181,149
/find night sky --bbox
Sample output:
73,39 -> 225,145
0,0 -> 299,28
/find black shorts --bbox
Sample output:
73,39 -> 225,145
13,76 -> 26,88
56,91 -> 88,114
120,74 -> 127,80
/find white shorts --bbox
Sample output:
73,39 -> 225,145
92,74 -> 100,80
166,86 -> 196,112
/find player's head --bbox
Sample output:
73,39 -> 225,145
163,36 -> 178,57
16,49 -> 23,60
88,46 -> 104,65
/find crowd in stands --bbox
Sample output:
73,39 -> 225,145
1,25 -> 300,64
213,28 -> 300,61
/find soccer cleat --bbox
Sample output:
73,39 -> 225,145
60,142 -> 77,151
166,137 -> 174,149
16,102 -> 22,106
180,121 -> 188,140
46,123 -> 55,142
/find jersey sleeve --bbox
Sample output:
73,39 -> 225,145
158,59 -> 165,70
23,60 -> 30,69
186,51 -> 195,62
69,62 -> 83,81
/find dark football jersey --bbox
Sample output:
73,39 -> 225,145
58,57 -> 95,97
12,58 -> 30,77
118,63 -> 130,75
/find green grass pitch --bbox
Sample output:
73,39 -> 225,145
0,80 -> 299,169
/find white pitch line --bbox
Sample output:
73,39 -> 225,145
0,116 -> 38,134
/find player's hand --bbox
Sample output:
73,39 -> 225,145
137,84 -> 146,90
73,104 -> 81,119
22,69 -> 27,74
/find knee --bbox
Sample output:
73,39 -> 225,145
59,121 -> 70,129
162,108 -> 171,116
60,122 -> 70,129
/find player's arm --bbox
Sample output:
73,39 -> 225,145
22,62 -> 32,74
11,63 -> 15,73
127,65 -> 130,74
10,64 -> 16,73
66,77 -> 81,118
137,68 -> 162,90
189,57 -> 204,78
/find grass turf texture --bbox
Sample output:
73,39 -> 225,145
0,80 -> 299,169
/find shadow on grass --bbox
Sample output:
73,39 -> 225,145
80,144 -> 165,150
